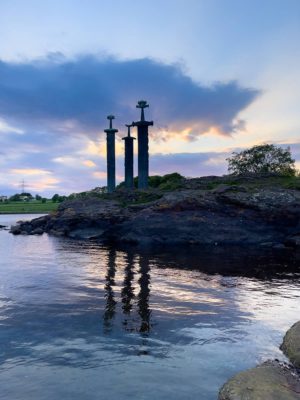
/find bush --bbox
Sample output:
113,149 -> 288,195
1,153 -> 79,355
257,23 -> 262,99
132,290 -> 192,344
52,194 -> 67,202
117,172 -> 184,190
227,144 -> 296,176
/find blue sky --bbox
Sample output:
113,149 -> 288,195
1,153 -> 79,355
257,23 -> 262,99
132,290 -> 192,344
0,0 -> 299,195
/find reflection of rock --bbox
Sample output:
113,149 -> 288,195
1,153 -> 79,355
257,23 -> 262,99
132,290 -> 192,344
103,249 -> 117,332
219,361 -> 300,400
281,321 -> 300,368
69,227 -> 105,239
121,253 -> 135,322
285,236 -> 300,249
137,256 -> 151,333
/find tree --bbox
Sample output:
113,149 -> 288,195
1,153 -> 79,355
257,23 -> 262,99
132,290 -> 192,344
9,192 -> 32,201
35,194 -> 42,201
52,194 -> 59,202
52,194 -> 66,202
227,144 -> 296,176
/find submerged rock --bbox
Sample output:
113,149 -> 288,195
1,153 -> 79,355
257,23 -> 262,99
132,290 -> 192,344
281,321 -> 300,368
219,361 -> 300,400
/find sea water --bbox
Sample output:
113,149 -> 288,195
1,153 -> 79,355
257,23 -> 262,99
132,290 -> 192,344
0,214 -> 299,400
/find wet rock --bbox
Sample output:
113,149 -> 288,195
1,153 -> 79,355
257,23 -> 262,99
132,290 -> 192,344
31,228 -> 44,235
10,225 -> 21,235
281,321 -> 300,368
0,224 -> 7,229
48,229 -> 65,237
219,360 -> 300,400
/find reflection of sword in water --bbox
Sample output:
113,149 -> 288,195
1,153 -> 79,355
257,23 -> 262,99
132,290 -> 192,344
137,255 -> 151,333
121,253 -> 135,330
103,248 -> 117,332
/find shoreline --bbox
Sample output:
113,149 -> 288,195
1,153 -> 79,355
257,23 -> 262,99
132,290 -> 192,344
0,212 -> 50,215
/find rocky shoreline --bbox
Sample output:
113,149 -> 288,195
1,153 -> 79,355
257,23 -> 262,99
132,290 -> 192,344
10,175 -> 300,249
219,321 -> 300,399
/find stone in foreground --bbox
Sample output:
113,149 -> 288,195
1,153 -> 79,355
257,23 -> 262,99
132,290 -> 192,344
219,361 -> 300,400
281,321 -> 300,368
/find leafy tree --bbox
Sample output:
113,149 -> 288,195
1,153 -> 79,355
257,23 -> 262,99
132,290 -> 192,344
41,198 -> 47,203
9,192 -> 32,201
227,144 -> 296,176
35,194 -> 42,201
52,194 -> 60,202
58,195 -> 67,202
52,194 -> 67,202
9,194 -> 21,202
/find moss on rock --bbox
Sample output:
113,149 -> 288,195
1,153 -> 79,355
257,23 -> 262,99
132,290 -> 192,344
219,361 -> 300,400
281,321 -> 300,368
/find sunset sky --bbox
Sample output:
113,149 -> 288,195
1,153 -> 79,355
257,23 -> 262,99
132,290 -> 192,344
0,0 -> 299,195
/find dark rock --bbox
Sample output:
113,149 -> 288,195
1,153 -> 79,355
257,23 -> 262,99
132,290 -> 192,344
213,184 -> 247,194
10,184 -> 300,247
10,225 -> 21,235
31,228 -> 44,235
48,229 -> 65,237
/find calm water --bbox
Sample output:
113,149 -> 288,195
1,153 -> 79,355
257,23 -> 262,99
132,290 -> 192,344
0,214 -> 300,400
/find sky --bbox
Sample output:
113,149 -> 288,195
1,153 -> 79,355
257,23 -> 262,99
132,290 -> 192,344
0,0 -> 299,196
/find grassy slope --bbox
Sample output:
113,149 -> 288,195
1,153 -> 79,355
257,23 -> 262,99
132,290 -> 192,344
0,201 -> 59,214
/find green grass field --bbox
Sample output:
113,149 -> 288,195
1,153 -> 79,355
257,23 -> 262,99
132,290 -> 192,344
0,201 -> 59,214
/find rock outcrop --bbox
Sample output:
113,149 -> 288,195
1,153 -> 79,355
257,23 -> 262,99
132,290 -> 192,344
10,176 -> 300,247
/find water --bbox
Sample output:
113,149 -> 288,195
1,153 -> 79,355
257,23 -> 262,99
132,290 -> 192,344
0,214 -> 299,400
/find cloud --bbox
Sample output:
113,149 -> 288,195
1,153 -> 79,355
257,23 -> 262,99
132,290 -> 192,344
0,55 -> 259,138
0,118 -> 24,134
82,160 -> 97,168
150,151 -> 230,177
10,168 -> 52,176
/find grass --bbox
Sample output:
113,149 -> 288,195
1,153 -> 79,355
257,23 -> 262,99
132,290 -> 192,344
235,175 -> 300,191
0,201 -> 59,214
